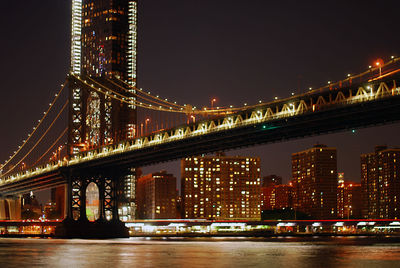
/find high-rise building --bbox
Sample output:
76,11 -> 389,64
262,175 -> 282,187
261,184 -> 293,211
21,192 -> 42,220
51,186 -> 66,219
181,153 -> 261,220
337,173 -> 362,219
70,0 -> 137,149
69,0 -> 138,220
261,186 -> 274,211
361,146 -> 400,219
136,171 -> 177,219
292,144 -> 337,219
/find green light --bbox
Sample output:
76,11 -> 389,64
352,129 -> 356,133
262,125 -> 279,130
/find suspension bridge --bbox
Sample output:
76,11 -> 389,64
1,56 -> 400,237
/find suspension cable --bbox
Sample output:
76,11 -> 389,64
82,75 -> 237,114
73,75 -> 187,113
112,76 -> 240,114
1,81 -> 68,169
33,127 -> 67,166
111,77 -> 185,109
88,76 -> 181,110
2,100 -> 69,177
105,77 -> 185,109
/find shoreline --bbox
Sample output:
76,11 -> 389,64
1,233 -> 400,242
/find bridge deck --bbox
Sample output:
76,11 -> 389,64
1,74 -> 400,195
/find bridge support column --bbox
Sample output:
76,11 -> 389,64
0,199 -> 6,220
2,197 -> 21,220
55,168 -> 129,238
9,197 -> 21,220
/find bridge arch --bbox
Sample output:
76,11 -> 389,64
86,182 -> 100,221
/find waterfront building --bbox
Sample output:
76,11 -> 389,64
181,153 -> 261,220
361,146 -> 400,219
261,186 -> 274,211
136,171 -> 177,219
70,0 -> 138,220
337,173 -> 362,219
261,184 -> 293,211
51,186 -> 65,219
21,192 -> 42,220
262,175 -> 282,187
292,144 -> 337,219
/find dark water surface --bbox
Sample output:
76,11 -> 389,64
1,237 -> 400,267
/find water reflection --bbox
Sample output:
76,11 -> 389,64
0,238 -> 400,267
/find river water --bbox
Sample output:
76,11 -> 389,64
1,237 -> 400,267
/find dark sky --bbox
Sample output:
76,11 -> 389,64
1,0 -> 400,202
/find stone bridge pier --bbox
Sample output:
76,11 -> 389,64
55,167 -> 129,238
0,196 -> 21,220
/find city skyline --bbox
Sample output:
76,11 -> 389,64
1,0 -> 400,199
2,1 -> 400,263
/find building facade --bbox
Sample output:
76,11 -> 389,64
51,186 -> 65,219
361,146 -> 400,219
262,175 -> 282,187
69,0 -> 138,220
181,154 -> 261,220
70,0 -> 137,150
337,173 -> 362,219
136,171 -> 177,219
292,144 -> 337,219
261,184 -> 293,211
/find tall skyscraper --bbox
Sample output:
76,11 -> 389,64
136,171 -> 177,219
361,146 -> 400,219
181,153 -> 261,220
69,0 -> 138,220
70,0 -> 137,149
292,144 -> 337,219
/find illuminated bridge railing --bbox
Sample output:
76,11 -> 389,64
1,79 -> 399,187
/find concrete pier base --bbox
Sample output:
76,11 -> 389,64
0,200 -> 6,220
55,218 -> 129,238
0,198 -> 21,220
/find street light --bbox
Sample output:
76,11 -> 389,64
375,59 -> 384,76
145,118 -> 150,134
211,98 -> 217,110
58,145 -> 63,160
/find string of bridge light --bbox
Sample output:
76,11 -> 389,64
33,127 -> 68,166
1,81 -> 68,170
91,75 -> 223,114
72,74 -> 190,113
113,76 -> 246,114
89,76 -> 185,110
243,55 -> 400,110
2,58 -> 400,182
112,77 -> 188,109
70,73 -> 186,112
107,77 -> 185,109
1,101 -> 69,177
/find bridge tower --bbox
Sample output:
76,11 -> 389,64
57,0 -> 138,237
68,0 -> 138,154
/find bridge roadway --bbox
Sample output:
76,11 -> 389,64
1,73 -> 400,195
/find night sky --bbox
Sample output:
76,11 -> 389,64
1,0 -> 400,202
